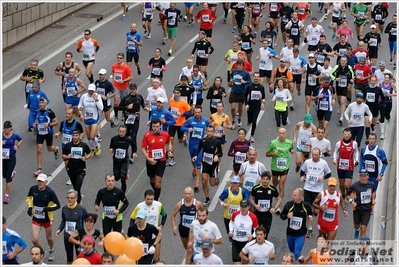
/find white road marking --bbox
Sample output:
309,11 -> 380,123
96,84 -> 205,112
245,110 -> 265,140
319,9 -> 330,23
208,170 -> 233,212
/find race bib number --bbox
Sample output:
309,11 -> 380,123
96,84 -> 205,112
97,88 -> 105,96
259,58 -> 267,70
171,107 -> 179,118
2,148 -> 10,159
197,50 -> 206,58
338,77 -> 347,87
152,68 -> 161,75
202,14 -> 210,22
291,28 -> 299,36
235,152 -> 246,164
307,173 -> 319,185
37,123 -> 48,135
114,73 -> 122,81
233,74 -> 242,85
85,110 -> 94,119
104,206 -> 116,219
34,206 -> 45,219
115,148 -> 126,159
127,41 -> 136,52
369,38 -> 377,47
258,199 -> 270,212
289,216 -> 303,230
375,14 -> 382,21
143,243 -> 149,256
192,127 -> 203,139
71,147 -> 83,159
308,76 -> 317,86
338,159 -> 349,170
215,126 -> 224,137
125,114 -> 136,125
244,177 -> 256,190
319,100 -> 328,111
228,205 -> 240,217
152,149 -> 163,160
358,12 -> 365,19
242,42 -> 250,49
26,83 -> 33,92
356,70 -> 364,78
366,92 -> 375,102
322,209 -> 336,222
271,3 -> 277,11
353,112 -> 363,121
211,99 -> 219,108
66,87 -> 75,97
83,53 -> 90,59
339,48 -> 346,56
360,191 -> 371,204
317,54 -> 325,63
236,227 -> 247,237
65,221 -> 77,234
62,133 -> 72,145
251,91 -> 261,100
276,158 -> 287,169
203,152 -> 213,165
364,160 -> 375,172
182,215 -> 195,228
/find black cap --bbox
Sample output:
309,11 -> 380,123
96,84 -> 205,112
323,76 -> 331,83
174,87 -> 182,92
180,75 -> 188,81
129,82 -> 137,90
72,129 -> 81,134
3,121 -> 12,128
240,199 -> 250,207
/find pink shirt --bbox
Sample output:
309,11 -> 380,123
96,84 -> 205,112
337,27 -> 353,42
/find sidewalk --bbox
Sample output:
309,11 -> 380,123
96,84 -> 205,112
2,3 -> 131,83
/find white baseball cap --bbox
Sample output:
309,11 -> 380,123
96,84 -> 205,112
98,69 -> 107,74
88,84 -> 96,91
36,173 -> 48,182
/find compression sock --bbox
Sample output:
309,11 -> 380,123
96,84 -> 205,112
89,75 -> 94,84
113,106 -> 119,119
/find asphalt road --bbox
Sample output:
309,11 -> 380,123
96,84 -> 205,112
2,2 -> 397,265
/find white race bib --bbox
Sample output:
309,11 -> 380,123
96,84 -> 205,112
182,215 -> 195,228
62,134 -> 72,144
203,152 -> 214,165
152,68 -> 161,76
364,160 -> 375,172
235,152 -> 246,164
228,205 -> 240,217
37,123 -> 48,135
34,206 -> 45,219
2,148 -> 10,159
215,126 -> 224,137
276,158 -> 287,169
125,114 -> 136,124
251,91 -> 261,100
289,216 -> 303,230
322,208 -> 336,222
258,199 -> 270,212
115,148 -> 126,159
71,147 -> 83,159
360,191 -> 371,204
104,206 -> 116,219
65,221 -> 77,234
152,149 -> 163,159
192,127 -> 203,139
338,159 -> 349,170
114,73 -> 122,81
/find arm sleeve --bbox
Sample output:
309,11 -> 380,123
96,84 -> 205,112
195,139 -> 203,157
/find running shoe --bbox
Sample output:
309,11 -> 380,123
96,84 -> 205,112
54,147 -> 59,160
223,17 -> 227,24
166,157 -> 172,166
28,127 -> 33,132
231,121 -> 236,130
329,22 -> 333,28
188,21 -> 192,27
253,32 -> 257,38
192,168 -> 197,178
66,179 -> 72,185
183,15 -> 187,22
95,144 -> 101,156
183,135 -> 188,148
337,109 -> 340,114
126,4 -> 129,12
297,90 -> 301,96
295,164 -> 301,173
162,38 -> 167,45
324,14 -> 328,20
275,207 -> 281,215
33,168 -> 42,176
354,228 -> 360,239
289,106 -> 295,111
232,27 -> 237,33
338,117 -> 343,124
129,157 -> 135,164
3,194 -> 9,204
237,118 -> 242,126
121,14 -> 125,20
168,49 -> 172,56
144,29 -> 148,35
390,58 -> 393,64
96,134 -> 102,142
380,133 -> 385,140
112,117 -> 119,128
306,229 -> 313,238
250,136 -> 255,143
286,117 -> 290,125
10,171 -> 16,181
147,33 -> 151,39
332,33 -> 336,40
194,181 -> 200,192
48,249 -> 56,261
137,68 -> 141,75
169,157 -> 176,166
203,198 -> 210,207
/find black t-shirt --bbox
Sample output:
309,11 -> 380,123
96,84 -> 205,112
165,8 -> 181,27
118,93 -> 146,116
251,184 -> 279,219
77,228 -> 101,241
127,223 -> 159,247
245,82 -> 265,105
109,135 -> 135,161
148,57 -> 167,78
63,141 -> 91,171
21,68 -> 45,85
95,79 -> 115,106
58,120 -> 84,134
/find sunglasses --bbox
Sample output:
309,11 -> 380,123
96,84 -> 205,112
84,33 -> 90,36
117,57 -> 123,59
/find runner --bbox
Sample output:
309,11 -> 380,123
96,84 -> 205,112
171,187 -> 202,250
62,129 -> 91,203
186,207 -> 223,264
23,245 -> 46,265
195,3 -> 216,42
2,216 -> 27,264
179,59 -> 194,81
146,78 -> 168,119
239,226 -> 276,264
164,3 -> 181,56
157,2 -> 171,44
250,171 -> 282,235
245,72 -> 265,142
287,48 -> 306,100
266,127 -> 294,205
271,78 -> 292,132
120,3 -> 129,20
256,39 -> 279,91
110,52 -> 133,126
148,97 -> 176,132
312,177 -> 348,242
227,128 -> 251,175
193,239 -> 224,264
130,190 -> 167,263
235,25 -> 256,66
62,67 -> 86,120
206,77 -> 226,114
26,173 -> 60,261
2,121 -> 23,204
299,234 -> 333,264
302,53 -> 325,114
68,213 -> 104,250
308,126 -> 332,159
118,82 -> 149,163
147,48 -> 167,83
304,17 -> 325,54
371,2 -> 388,34
363,76 -> 385,141
229,199 -> 259,264
184,2 -> 195,26
174,75 -> 195,108
346,236 -> 379,264
192,125 -> 223,206
26,83 -> 50,132
94,174 -> 129,237
218,175 -> 251,234
250,3 -> 264,38
181,106 -> 210,190
345,169 -> 376,239
362,24 -> 383,73
279,3 -> 294,45
32,98 -> 59,176
384,14 -> 397,69
127,209 -> 162,264
379,74 -> 397,140
77,29 -> 99,83
238,146 -> 267,192
280,188 -> 313,264
141,118 -> 173,201
167,87 -> 191,166
94,69 -> 115,138
270,59 -> 294,109
330,2 -> 346,40
300,148 -> 332,238
125,23 -> 143,75
190,64 -> 209,107
78,84 -> 103,156
55,189 -> 87,264
285,12 -> 304,50
20,59 -> 46,101
191,31 -> 214,79
109,125 -> 135,193
359,133 -> 388,190
313,77 -> 336,136
292,114 -> 317,173
55,52 -> 82,102
141,2 -> 157,39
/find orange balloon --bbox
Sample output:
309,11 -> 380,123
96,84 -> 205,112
72,258 -> 91,265
104,231 -> 125,255
123,237 -> 144,261
115,254 -> 137,265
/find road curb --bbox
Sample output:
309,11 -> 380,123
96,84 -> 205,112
2,3 -> 122,83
